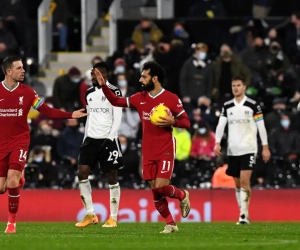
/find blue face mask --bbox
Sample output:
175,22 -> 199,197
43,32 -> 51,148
121,144 -> 127,152
198,52 -> 206,60
198,128 -> 207,134
174,29 -> 183,36
281,120 -> 290,128
118,80 -> 127,88
34,157 -> 43,163
115,65 -> 125,74
71,77 -> 81,83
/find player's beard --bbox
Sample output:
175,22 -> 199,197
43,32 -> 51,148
141,79 -> 155,92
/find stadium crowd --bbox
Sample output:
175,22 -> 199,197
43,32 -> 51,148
2,0 -> 300,190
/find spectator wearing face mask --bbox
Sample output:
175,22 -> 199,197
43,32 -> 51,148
57,119 -> 84,166
52,66 -> 83,111
116,73 -> 136,97
170,21 -> 190,51
269,114 -> 300,160
212,44 -> 251,104
79,69 -> 93,107
131,18 -> 163,53
173,127 -> 191,162
180,43 -> 214,111
30,120 -> 60,161
190,120 -> 216,160
26,146 -> 59,188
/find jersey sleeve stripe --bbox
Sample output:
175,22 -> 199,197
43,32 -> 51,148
176,110 -> 185,117
254,113 -> 263,122
32,97 -> 44,110
126,97 -> 130,107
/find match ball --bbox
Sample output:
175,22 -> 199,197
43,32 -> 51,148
150,104 -> 171,125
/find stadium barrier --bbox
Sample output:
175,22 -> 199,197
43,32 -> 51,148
1,189 -> 300,222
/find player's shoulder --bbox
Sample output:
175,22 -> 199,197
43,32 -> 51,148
223,98 -> 235,108
106,82 -> 122,97
244,96 -> 258,109
163,89 -> 177,98
86,86 -> 96,96
20,83 -> 37,96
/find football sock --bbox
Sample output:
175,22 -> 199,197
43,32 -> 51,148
240,188 -> 251,218
153,185 -> 186,201
79,180 -> 95,215
235,188 -> 241,211
8,187 -> 20,224
152,189 -> 175,225
109,182 -> 120,221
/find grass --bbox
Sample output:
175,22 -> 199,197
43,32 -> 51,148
0,222 -> 300,250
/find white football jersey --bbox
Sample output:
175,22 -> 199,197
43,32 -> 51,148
220,96 -> 263,156
84,82 -> 122,140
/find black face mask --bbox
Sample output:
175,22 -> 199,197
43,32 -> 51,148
199,104 -> 208,111
141,79 -> 155,91
255,45 -> 263,51
142,27 -> 151,32
271,45 -> 280,53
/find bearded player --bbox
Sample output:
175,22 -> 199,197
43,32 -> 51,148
0,56 -> 88,233
94,61 -> 191,234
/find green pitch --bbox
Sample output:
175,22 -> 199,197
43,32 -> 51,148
0,222 -> 300,250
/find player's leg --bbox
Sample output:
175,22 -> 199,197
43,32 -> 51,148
0,177 -> 7,194
226,156 -> 242,223
152,160 -> 190,218
237,154 -> 255,225
75,164 -> 98,228
102,169 -> 119,227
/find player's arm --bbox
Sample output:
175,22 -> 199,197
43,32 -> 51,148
107,91 -> 123,141
254,104 -> 270,162
214,106 -> 228,156
32,95 -> 88,119
173,111 -> 190,128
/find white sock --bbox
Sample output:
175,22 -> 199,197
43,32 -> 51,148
109,182 -> 120,221
240,188 -> 251,218
79,180 -> 95,215
235,188 -> 241,211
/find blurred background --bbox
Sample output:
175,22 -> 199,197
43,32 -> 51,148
2,0 -> 300,191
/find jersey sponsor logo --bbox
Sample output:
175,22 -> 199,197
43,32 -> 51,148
0,99 -> 4,102
177,99 -> 182,107
0,108 -> 23,117
229,119 -> 250,124
89,98 -> 92,101
142,111 -> 150,120
89,107 -> 110,113
19,96 -> 24,105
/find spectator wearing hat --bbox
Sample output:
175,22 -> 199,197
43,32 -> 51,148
131,18 -> 163,53
169,22 -> 190,51
52,66 -> 83,111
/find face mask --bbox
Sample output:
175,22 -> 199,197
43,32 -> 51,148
271,45 -> 280,53
198,128 -> 207,134
71,78 -> 81,83
141,79 -> 155,91
281,120 -> 290,128
115,65 -> 125,74
34,157 -> 43,163
41,127 -> 51,135
142,27 -> 151,32
274,108 -> 284,114
221,51 -> 232,59
118,80 -> 127,88
174,29 -> 183,36
121,144 -> 127,152
198,52 -> 206,60
177,128 -> 184,132
255,45 -> 263,51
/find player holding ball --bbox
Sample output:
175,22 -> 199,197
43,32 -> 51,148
94,61 -> 191,234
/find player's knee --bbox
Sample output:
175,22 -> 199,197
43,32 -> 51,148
77,165 -> 90,180
7,175 -> 19,188
240,179 -> 250,189
0,187 -> 6,194
106,170 -> 118,185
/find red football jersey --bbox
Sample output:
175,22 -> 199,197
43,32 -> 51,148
128,89 -> 185,160
0,82 -> 44,152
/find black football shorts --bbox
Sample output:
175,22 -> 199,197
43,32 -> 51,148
78,137 -> 124,173
226,153 -> 256,178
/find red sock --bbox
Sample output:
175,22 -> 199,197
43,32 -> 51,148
152,189 -> 175,225
154,185 -> 186,201
8,187 -> 20,224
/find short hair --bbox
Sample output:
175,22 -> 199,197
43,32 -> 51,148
142,61 -> 165,83
93,62 -> 109,73
2,55 -> 22,75
91,55 -> 103,64
232,75 -> 246,85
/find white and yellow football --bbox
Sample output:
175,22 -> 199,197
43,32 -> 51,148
150,104 -> 172,125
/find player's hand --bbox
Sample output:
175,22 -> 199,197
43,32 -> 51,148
214,143 -> 222,156
262,147 -> 271,163
72,109 -> 89,118
157,114 -> 175,127
94,68 -> 106,86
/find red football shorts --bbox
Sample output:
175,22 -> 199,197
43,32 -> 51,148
142,158 -> 175,181
0,148 -> 28,177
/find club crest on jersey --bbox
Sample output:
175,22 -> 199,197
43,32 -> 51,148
19,96 -> 24,105
102,96 -> 106,101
